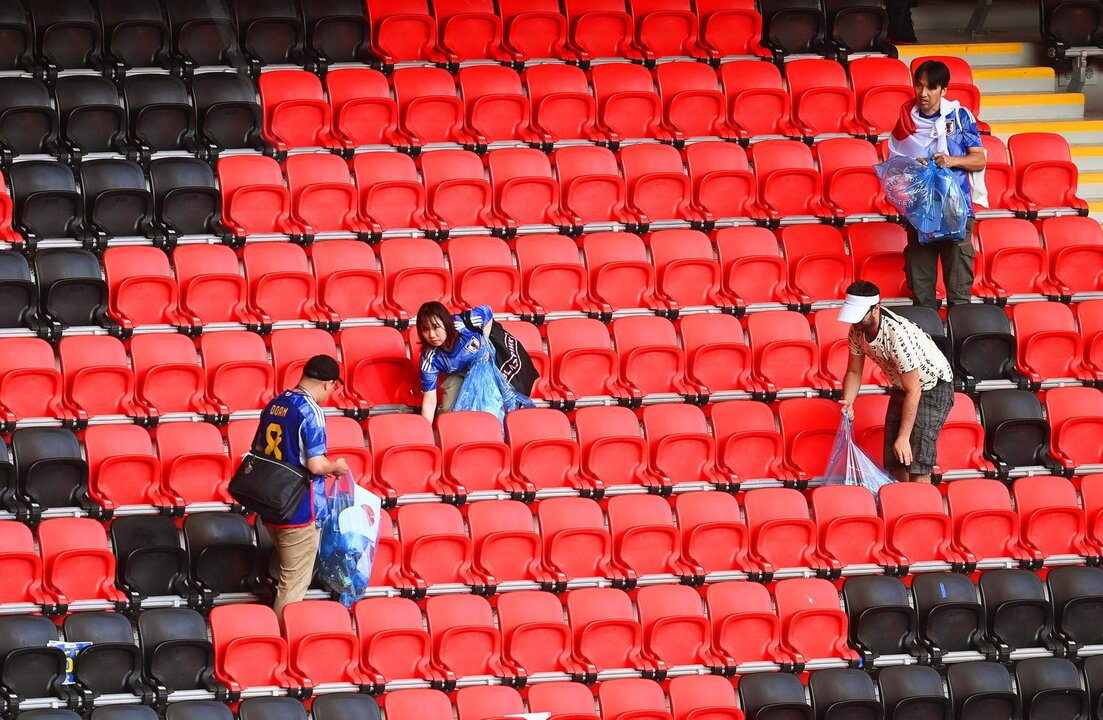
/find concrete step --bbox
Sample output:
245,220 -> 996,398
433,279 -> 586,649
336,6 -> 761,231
1072,146 -> 1103,173
1077,172 -> 1103,201
896,41 -> 1040,69
988,120 -> 1103,146
1089,200 -> 1103,222
979,92 -> 1085,122
973,67 -> 1055,95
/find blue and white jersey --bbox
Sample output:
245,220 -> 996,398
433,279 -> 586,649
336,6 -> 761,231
254,389 -> 328,527
419,305 -> 493,392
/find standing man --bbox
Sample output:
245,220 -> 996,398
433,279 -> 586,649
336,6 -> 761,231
256,354 -> 349,621
837,281 -> 954,483
889,59 -> 986,310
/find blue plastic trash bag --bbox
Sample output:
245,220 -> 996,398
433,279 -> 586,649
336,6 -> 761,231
318,472 -> 382,608
821,416 -> 896,496
451,341 -> 534,425
874,155 -> 970,243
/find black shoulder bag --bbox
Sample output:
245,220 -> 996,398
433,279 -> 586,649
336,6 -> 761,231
228,416 -> 311,525
462,311 -> 538,396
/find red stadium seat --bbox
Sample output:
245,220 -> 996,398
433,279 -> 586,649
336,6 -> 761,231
812,310 -> 889,389
103,246 -> 193,331
426,594 -> 512,679
679,314 -> 758,395
398,504 -> 489,588
85,424 -> 175,512
705,581 -> 791,664
1079,300 -> 1103,383
637,584 -> 729,669
773,578 -> 859,663
567,588 -> 661,673
487,148 -> 572,229
612,315 -> 704,397
848,57 -> 913,136
324,416 -> 373,489
810,485 -> 900,568
1007,132 -> 1089,214
131,333 -> 223,419
684,141 -> 767,222
269,328 -> 356,411
325,67 -> 401,148
815,138 -> 896,216
172,244 -> 254,326
354,597 -> 439,684
599,678 -> 673,720
392,67 -> 472,147
497,590 -> 593,677
776,398 -> 843,478
1079,474 -> 1103,551
468,501 -> 564,585
379,238 -> 454,317
591,63 -> 674,143
979,135 -> 1023,213
538,496 -> 632,583
458,66 -> 544,145
351,152 -> 433,234
1012,301 -> 1094,384
523,65 -> 602,143
365,0 -> 445,64
575,405 -> 667,493
1013,475 -> 1097,558
0,172 -> 17,242
446,236 -> 527,314
528,681 -> 599,719
780,224 -> 854,300
620,145 -> 707,226
553,146 -> 639,227
656,61 -> 739,140
564,0 -> 644,61
154,422 -> 232,506
709,400 -> 802,483
544,318 -> 633,405
630,0 -> 707,59
284,153 -> 369,237
785,58 -> 872,136
0,521 -> 50,605
257,70 -> 339,151
433,0 -> 511,62
850,394 -> 889,462
500,0 -> 573,61
505,408 -> 592,493
675,490 -> 757,575
457,686 -> 526,720
1046,386 -> 1103,469
846,223 -> 909,300
283,600 -> 371,686
437,411 -> 521,496
367,414 -> 449,498
513,234 -> 602,315
217,155 -> 296,237
311,240 -> 389,322
384,689 -> 454,720
750,140 -> 838,222
210,604 -> 295,692
719,60 -> 799,137
946,478 -> 1041,565
715,227 -> 806,306
199,331 -> 275,413
38,518 -> 127,606
879,482 -> 969,566
643,403 -> 734,489
242,243 -> 333,325
697,0 -> 768,57
420,149 -> 501,233
669,675 -> 745,720
935,392 -> 995,477
743,487 -> 836,574
581,232 -> 667,311
908,56 -> 986,131
59,335 -> 148,420
1042,216 -> 1103,295
747,311 -> 832,393
607,494 -> 704,579
975,218 -> 1058,299
0,338 -> 71,424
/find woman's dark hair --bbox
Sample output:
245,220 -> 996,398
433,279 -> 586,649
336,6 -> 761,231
913,60 -> 951,90
416,301 -> 459,352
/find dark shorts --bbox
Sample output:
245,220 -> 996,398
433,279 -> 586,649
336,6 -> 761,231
883,379 -> 954,474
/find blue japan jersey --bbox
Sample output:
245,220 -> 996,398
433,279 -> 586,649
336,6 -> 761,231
419,305 -> 493,392
254,389 -> 328,527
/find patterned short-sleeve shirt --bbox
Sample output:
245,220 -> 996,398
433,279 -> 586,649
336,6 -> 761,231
848,309 -> 952,391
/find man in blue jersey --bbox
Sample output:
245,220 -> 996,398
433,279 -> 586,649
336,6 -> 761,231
255,354 -> 349,621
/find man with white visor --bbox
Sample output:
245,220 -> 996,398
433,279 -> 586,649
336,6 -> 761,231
837,281 -> 954,483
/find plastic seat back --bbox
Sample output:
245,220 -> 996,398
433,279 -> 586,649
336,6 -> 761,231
12,428 -> 89,512
282,600 -> 366,686
312,693 -> 381,720
217,154 -> 294,237
720,60 -> 794,137
164,0 -> 243,68
425,594 -> 507,678
39,517 -> 125,603
537,497 -> 616,580
599,678 -> 672,720
183,512 -> 258,595
849,56 -> 913,135
456,686 -> 526,720
0,1 -> 32,72
786,58 -> 863,135
434,0 -> 508,62
110,514 -> 190,599
209,604 -> 292,692
54,75 -> 126,154
190,73 -> 263,154
63,611 -> 142,696
738,672 -> 813,720
0,614 -> 65,700
367,414 -> 443,496
774,577 -> 857,662
977,389 -> 1051,470
199,330 -> 274,412
591,63 -> 667,142
841,575 -> 916,658
0,76 -> 59,155
947,304 -> 1017,385
9,161 -> 83,240
137,608 -> 215,694
123,74 -> 195,153
235,0 -> 304,66
567,587 -> 647,672
258,70 -> 337,151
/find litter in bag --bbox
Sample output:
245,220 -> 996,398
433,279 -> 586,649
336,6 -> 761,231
451,340 -> 535,426
821,416 -> 896,496
874,155 -> 970,243
318,471 -> 381,608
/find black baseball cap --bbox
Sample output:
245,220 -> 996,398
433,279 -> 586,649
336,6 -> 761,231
302,355 -> 341,382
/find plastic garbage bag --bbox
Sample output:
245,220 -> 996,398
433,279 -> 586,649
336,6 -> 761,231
821,416 -> 896,496
451,341 -> 535,425
874,155 -> 970,243
318,471 -> 381,608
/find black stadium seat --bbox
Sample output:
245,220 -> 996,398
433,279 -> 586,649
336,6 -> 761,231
0,251 -> 44,331
947,304 -> 1019,391
977,390 -> 1055,473
149,157 -> 226,240
238,698 -> 309,720
137,608 -> 218,695
54,75 -> 129,156
183,512 -> 261,597
842,575 -> 920,661
235,0 -> 306,68
912,572 -> 988,656
891,305 -> 950,360
312,693 -> 383,720
947,662 -> 1019,720
808,669 -> 881,720
110,515 -> 195,602
0,0 -> 33,73
738,672 -> 814,720
97,0 -> 171,71
164,0 -> 244,72
1047,566 -> 1103,648
26,0 -> 104,75
0,77 -> 60,158
62,612 -> 146,698
301,0 -> 371,67
8,161 -> 85,242
79,159 -> 156,240
1015,657 -> 1088,720
0,615 -> 68,703
123,74 -> 197,157
34,248 -> 109,328
760,0 -> 827,59
1042,0 -> 1103,60
878,665 -> 951,720
16,712 -> 82,720
164,703 -> 234,720
190,72 -> 265,155
90,707 -> 159,720
11,427 -> 92,516
979,569 -> 1058,655
826,0 -> 894,60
